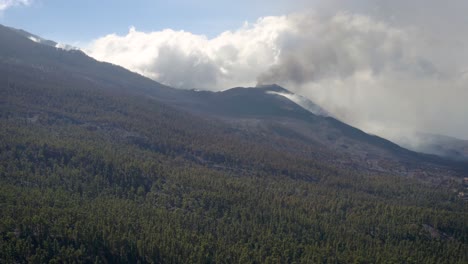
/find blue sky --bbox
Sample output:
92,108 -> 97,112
0,0 -> 308,44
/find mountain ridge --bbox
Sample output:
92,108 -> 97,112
1,23 -> 466,177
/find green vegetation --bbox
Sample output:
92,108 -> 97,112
0,125 -> 466,263
0,29 -> 467,263
0,78 -> 466,263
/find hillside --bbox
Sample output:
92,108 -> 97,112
167,84 -> 468,182
0,25 -> 467,263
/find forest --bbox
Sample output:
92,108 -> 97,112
0,26 -> 467,263
1,119 -> 466,263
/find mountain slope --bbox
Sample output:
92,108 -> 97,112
2,23 -> 463,176
0,24 -> 181,100
165,84 -> 468,179
0,25 -> 467,263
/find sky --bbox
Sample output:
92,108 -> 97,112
1,0 -> 468,143
0,0 -> 311,43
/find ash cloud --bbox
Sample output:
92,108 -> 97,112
85,1 -> 468,141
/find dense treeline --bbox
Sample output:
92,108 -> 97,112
1,105 -> 467,263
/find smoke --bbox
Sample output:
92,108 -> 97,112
85,1 -> 468,141
255,11 -> 468,141
255,1 -> 468,141
266,91 -> 330,117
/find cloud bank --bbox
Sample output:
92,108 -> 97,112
86,18 -> 289,90
85,1 -> 468,141
0,0 -> 32,11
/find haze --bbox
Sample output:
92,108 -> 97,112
2,0 -> 467,143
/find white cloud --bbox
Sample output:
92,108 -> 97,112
86,17 -> 291,90
0,0 -> 32,11
85,5 -> 468,141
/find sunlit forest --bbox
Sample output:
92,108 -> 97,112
1,61 -> 467,263
0,21 -> 467,263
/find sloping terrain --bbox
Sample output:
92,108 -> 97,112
168,84 -> 468,181
0,25 -> 467,263
1,23 -> 465,179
